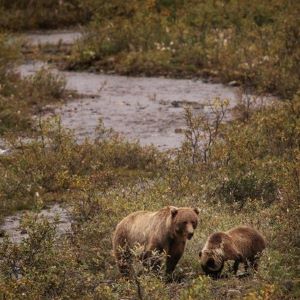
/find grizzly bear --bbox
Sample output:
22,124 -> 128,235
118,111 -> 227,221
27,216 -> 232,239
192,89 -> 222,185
113,206 -> 199,276
199,226 -> 266,278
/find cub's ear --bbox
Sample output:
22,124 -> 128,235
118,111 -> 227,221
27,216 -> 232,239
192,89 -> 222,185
170,206 -> 178,217
199,251 -> 202,258
193,207 -> 200,215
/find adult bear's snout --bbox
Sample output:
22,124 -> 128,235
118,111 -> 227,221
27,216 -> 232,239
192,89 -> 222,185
187,232 -> 194,240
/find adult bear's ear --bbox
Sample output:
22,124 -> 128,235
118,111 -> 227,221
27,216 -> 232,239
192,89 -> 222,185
193,207 -> 200,215
170,206 -> 178,217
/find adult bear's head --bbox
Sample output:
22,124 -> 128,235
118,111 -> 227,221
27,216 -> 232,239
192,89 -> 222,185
169,206 -> 199,240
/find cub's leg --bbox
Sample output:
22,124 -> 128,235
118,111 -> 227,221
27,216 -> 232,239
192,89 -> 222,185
249,256 -> 260,272
232,260 -> 240,274
231,255 -> 246,275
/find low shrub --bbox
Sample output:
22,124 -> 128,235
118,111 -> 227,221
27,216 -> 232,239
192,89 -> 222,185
0,0 -> 91,30
171,94 -> 300,209
0,118 -> 166,219
214,172 -> 278,207
0,69 -> 67,135
0,215 -> 100,299
0,34 -> 20,83
23,69 -> 66,103
0,33 -> 73,135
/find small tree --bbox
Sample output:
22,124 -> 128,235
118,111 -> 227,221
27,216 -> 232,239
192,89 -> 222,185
182,97 -> 229,164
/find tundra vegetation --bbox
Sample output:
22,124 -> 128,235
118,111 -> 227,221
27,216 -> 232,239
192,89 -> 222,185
0,0 -> 91,30
2,1 -> 298,98
66,0 -> 300,99
0,1 -> 299,299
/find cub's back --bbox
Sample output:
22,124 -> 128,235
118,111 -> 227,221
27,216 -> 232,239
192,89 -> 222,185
226,226 -> 266,257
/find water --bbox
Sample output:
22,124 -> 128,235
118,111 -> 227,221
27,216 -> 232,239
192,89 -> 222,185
19,61 -> 239,150
19,30 -> 242,149
25,30 -> 82,45
0,204 -> 71,244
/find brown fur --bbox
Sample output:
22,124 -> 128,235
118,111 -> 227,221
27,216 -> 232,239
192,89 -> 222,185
199,226 -> 266,277
113,206 -> 199,276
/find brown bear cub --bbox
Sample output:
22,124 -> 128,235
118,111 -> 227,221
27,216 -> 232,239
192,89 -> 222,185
199,226 -> 266,278
113,206 -> 199,276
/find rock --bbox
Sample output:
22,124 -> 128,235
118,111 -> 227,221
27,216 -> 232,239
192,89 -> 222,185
20,229 -> 27,235
107,57 -> 115,63
228,81 -> 240,87
171,100 -> 205,109
0,148 -> 9,155
174,128 -> 184,134
171,100 -> 181,108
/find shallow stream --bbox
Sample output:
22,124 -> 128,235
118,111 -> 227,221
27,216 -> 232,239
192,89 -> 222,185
19,30 -> 241,149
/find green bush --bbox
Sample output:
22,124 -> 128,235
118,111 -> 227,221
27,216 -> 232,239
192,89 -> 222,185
24,69 -> 66,102
0,34 -> 20,83
0,32 -> 69,134
0,69 -> 67,135
0,118 -> 165,218
0,215 -> 100,299
215,172 -> 278,207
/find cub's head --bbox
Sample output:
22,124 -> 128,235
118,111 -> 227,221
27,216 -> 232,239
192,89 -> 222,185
170,206 -> 199,240
199,233 -> 227,278
199,248 -> 224,278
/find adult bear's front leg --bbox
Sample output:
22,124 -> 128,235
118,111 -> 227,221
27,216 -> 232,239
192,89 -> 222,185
166,241 -> 186,275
